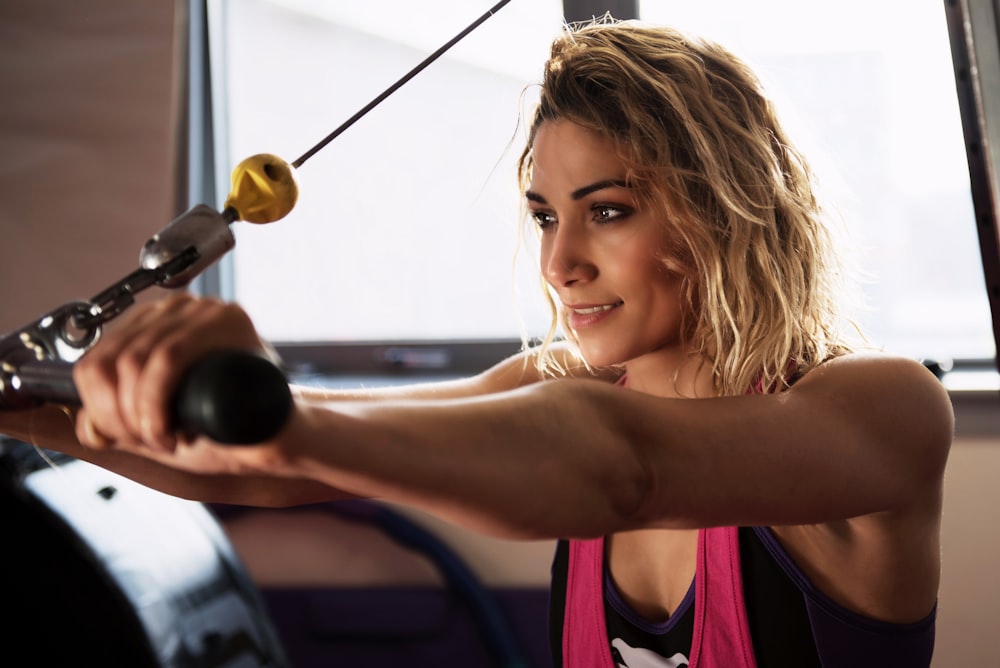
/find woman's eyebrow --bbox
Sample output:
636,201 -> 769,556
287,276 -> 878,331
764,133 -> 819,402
525,190 -> 547,204
525,179 -> 629,204
571,179 -> 628,200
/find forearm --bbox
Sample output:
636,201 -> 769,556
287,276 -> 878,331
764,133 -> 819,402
0,405 -> 345,507
276,379 -> 648,539
290,342 -> 602,404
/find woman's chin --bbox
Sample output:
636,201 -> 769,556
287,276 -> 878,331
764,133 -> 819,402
576,344 -> 627,370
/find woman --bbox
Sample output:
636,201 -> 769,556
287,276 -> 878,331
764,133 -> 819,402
1,18 -> 952,667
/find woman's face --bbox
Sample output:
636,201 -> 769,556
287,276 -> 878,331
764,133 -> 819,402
526,120 -> 689,369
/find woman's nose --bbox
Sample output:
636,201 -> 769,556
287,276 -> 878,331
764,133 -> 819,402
543,224 -> 597,287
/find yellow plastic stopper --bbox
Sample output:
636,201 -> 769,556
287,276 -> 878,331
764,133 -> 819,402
224,153 -> 299,224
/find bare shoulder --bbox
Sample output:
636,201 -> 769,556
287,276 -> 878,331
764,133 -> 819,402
795,350 -> 948,391
775,352 -> 953,621
791,351 -> 954,469
800,351 -> 955,417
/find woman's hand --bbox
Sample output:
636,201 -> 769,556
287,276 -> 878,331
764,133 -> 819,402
72,293 -> 268,454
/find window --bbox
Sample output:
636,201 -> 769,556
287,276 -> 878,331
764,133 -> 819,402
212,0 -> 995,385
214,0 -> 562,352
638,0 -> 994,376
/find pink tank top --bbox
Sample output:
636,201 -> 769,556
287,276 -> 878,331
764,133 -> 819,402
562,526 -> 757,668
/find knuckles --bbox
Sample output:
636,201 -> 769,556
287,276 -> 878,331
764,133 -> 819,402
73,296 -> 260,445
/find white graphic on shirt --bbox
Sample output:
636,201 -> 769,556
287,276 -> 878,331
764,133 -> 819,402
611,637 -> 689,668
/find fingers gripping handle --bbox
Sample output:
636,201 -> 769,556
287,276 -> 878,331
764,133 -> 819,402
8,351 -> 293,445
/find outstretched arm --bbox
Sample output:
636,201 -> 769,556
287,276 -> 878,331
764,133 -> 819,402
239,353 -> 952,539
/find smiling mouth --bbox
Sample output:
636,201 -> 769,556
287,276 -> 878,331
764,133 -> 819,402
572,301 -> 623,315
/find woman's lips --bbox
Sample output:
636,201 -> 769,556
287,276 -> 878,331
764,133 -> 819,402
565,300 -> 623,328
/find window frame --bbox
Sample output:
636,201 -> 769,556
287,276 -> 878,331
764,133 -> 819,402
944,0 -> 1000,375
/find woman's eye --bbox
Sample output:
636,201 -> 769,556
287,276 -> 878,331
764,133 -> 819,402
531,210 -> 556,229
593,205 -> 629,223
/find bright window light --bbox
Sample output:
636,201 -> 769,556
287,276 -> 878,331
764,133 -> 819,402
639,0 -> 993,361
219,0 -> 562,343
219,0 -> 993,363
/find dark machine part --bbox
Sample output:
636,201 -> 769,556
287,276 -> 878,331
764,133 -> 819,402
0,438 -> 291,667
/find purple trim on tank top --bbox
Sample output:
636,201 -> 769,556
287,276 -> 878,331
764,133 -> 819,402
751,526 -> 936,666
749,526 -> 935,633
603,564 -> 696,635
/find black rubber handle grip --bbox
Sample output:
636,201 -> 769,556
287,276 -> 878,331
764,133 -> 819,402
172,351 -> 293,444
10,351 -> 293,445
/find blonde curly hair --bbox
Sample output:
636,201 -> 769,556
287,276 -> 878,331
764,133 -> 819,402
518,17 -> 858,396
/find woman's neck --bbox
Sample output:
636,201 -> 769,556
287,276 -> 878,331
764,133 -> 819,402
623,350 -> 715,398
